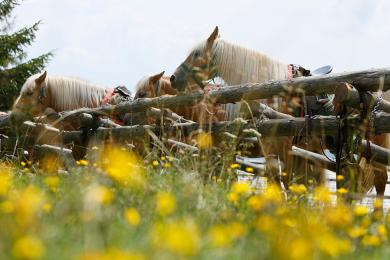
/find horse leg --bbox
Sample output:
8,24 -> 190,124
374,164 -> 388,199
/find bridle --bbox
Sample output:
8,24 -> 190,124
178,58 -> 218,89
153,78 -> 161,97
38,84 -> 47,104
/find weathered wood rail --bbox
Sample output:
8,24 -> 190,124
53,68 -> 390,118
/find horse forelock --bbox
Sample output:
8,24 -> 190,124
20,73 -> 45,94
134,76 -> 150,92
46,76 -> 107,111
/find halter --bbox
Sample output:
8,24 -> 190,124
179,60 -> 218,89
38,85 -> 46,104
153,79 -> 161,97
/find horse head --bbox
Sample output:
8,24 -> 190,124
134,71 -> 177,99
12,71 -> 51,120
170,26 -> 219,92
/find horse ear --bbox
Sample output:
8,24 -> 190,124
35,71 -> 47,84
206,26 -> 219,50
150,71 -> 165,83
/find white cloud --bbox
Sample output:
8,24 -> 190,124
13,0 -> 390,91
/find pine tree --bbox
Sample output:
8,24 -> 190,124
0,0 -> 53,110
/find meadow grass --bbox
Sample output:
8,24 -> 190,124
0,144 -> 389,260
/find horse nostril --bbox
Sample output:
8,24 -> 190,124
170,75 -> 175,83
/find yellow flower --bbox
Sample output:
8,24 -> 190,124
231,182 -> 251,196
160,156 -> 166,161
1,200 -> 14,213
163,163 -> 172,168
102,147 -> 146,188
317,233 -> 351,257
254,215 -> 276,233
288,184 -> 307,194
362,235 -> 381,247
227,192 -> 239,204
0,172 -> 12,196
44,176 -> 59,192
79,249 -> 145,260
208,225 -> 231,248
337,188 -> 348,195
325,204 -> 352,228
20,161 -> 26,167
42,203 -> 52,213
313,186 -> 332,204
197,132 -> 212,148
125,208 -> 141,226
263,184 -> 283,204
76,159 -> 89,166
348,226 -> 367,238
230,163 -> 240,169
12,235 -> 45,259
11,186 -> 45,227
374,199 -> 383,210
156,191 -> 176,216
86,185 -> 114,205
354,205 -> 368,217
228,222 -> 246,239
150,219 -> 199,256
336,175 -> 345,181
152,160 -> 159,167
245,167 -> 254,173
288,238 -> 312,260
247,195 -> 265,212
282,217 -> 297,228
40,155 -> 61,173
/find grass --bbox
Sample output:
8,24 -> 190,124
0,144 -> 390,260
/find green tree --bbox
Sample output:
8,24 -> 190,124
0,0 -> 52,111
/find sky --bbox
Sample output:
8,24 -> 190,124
13,0 -> 390,92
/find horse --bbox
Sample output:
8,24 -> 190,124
11,71 -> 132,160
133,71 -> 226,124
169,26 -> 388,199
169,26 -> 313,183
11,71 -> 132,129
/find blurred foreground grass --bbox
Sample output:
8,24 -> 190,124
0,145 -> 390,260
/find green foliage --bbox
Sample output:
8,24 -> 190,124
0,0 -> 53,111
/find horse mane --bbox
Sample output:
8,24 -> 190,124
43,75 -> 107,111
192,38 -> 289,85
134,76 -> 150,92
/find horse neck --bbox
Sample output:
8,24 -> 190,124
46,76 -> 108,111
212,39 -> 289,85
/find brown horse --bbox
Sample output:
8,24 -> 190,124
169,26 -> 388,199
169,26 -> 313,185
134,71 -> 226,124
11,71 -> 131,130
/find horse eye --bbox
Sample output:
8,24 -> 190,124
193,51 -> 201,58
137,91 -> 146,98
26,91 -> 34,96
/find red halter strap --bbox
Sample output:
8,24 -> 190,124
101,88 -> 125,125
102,88 -> 115,105
288,64 -> 293,80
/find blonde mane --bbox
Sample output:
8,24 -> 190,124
21,74 -> 109,111
193,38 -> 289,85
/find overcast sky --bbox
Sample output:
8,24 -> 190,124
13,0 -> 390,92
